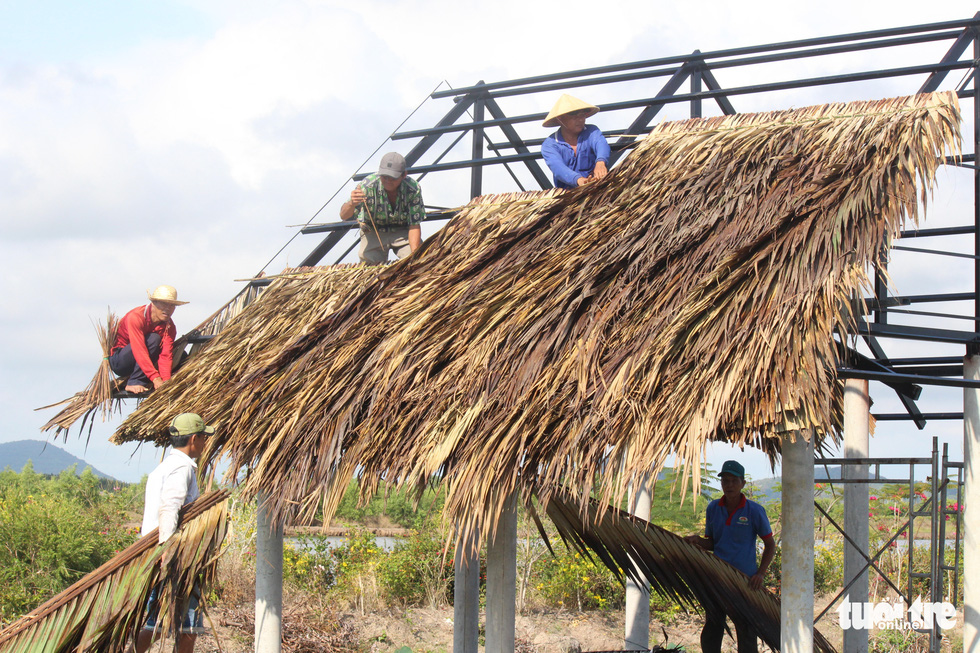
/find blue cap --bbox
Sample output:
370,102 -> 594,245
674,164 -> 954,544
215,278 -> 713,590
719,460 -> 745,479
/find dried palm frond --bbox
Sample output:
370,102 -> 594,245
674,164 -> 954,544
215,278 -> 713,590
0,490 -> 229,653
37,311 -> 123,440
115,93 -> 960,541
541,490 -> 837,653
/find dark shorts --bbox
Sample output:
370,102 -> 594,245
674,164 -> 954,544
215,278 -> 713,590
143,584 -> 206,635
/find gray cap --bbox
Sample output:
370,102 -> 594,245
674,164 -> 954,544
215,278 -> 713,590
378,152 -> 407,178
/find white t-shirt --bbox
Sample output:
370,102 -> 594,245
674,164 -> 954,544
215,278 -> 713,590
141,449 -> 200,543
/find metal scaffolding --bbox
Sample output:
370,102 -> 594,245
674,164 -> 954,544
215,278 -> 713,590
814,439 -> 964,651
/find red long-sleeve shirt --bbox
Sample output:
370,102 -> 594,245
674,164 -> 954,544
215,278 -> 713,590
112,305 -> 176,382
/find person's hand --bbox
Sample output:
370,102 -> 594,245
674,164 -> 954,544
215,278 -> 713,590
350,188 -> 366,205
152,377 -> 166,390
749,571 -> 766,590
684,534 -> 704,548
576,176 -> 589,187
593,161 -> 608,180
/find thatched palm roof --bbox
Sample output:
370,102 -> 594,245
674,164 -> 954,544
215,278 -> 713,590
116,92 -> 959,539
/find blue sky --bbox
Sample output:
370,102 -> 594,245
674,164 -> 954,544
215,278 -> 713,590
2,0 -> 978,493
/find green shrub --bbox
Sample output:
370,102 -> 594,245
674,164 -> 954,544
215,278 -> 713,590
282,534 -> 336,593
533,549 -> 622,611
814,540 -> 843,594
376,530 -> 454,608
0,465 -> 136,624
326,529 -> 385,609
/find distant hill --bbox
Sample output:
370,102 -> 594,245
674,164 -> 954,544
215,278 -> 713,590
0,440 -> 116,480
748,467 -> 899,506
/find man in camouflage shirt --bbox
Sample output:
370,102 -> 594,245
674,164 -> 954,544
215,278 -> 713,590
340,152 -> 425,263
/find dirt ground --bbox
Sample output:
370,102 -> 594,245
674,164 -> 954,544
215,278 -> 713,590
153,593 -> 962,653
188,604 -> 708,653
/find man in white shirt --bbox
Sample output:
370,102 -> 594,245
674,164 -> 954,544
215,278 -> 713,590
136,412 -> 214,653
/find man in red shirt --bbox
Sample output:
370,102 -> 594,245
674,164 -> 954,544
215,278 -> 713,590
108,285 -> 187,394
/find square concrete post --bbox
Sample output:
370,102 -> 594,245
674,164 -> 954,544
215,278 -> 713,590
453,526 -> 481,653
625,476 -> 651,650
781,431 -> 814,653
485,493 -> 518,653
255,491 -> 283,653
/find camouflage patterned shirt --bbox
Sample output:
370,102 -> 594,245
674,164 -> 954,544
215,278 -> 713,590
354,174 -> 425,227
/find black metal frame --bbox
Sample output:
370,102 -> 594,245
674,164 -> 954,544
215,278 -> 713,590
295,15 -> 980,421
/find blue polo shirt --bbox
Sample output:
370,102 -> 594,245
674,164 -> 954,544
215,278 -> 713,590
704,494 -> 773,576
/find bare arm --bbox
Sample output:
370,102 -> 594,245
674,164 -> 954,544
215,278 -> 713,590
408,225 -> 421,251
340,187 -> 366,220
684,534 -> 714,551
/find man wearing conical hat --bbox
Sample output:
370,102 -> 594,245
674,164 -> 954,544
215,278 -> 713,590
541,94 -> 611,189
108,285 -> 187,394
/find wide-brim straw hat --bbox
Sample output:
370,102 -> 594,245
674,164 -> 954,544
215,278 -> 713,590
147,285 -> 189,305
542,94 -> 600,128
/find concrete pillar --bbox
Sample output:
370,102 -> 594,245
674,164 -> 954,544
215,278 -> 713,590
625,476 -> 651,650
781,431 -> 814,653
453,526 -> 481,653
843,378 -> 870,653
964,354 -> 979,653
485,493 -> 518,653
255,491 -> 283,653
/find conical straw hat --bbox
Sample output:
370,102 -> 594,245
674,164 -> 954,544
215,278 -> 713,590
542,94 -> 599,128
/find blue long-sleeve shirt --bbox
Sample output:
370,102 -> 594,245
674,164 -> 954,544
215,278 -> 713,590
541,124 -> 611,189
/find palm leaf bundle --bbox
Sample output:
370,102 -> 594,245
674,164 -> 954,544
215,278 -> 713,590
115,93 -> 959,540
541,490 -> 836,653
37,311 -> 123,439
0,490 -> 229,653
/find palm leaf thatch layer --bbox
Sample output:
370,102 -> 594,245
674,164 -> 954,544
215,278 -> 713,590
541,491 -> 836,653
110,264 -> 383,449
0,490 -> 229,653
117,93 -> 960,540
539,493 -> 835,653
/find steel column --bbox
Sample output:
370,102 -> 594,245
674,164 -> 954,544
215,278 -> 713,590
843,379 -> 870,653
470,84 -> 485,199
484,96 -> 553,189
964,354 -> 980,653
